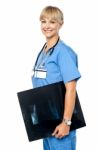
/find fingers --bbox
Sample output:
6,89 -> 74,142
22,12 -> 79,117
52,127 -> 58,136
55,133 -> 65,139
52,123 -> 70,139
52,127 -> 69,139
55,131 -> 69,139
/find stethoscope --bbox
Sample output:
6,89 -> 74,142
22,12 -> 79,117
33,37 -> 60,71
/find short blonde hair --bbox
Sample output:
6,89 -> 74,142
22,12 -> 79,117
40,6 -> 64,24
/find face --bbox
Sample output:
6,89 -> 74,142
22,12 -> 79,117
40,18 -> 62,39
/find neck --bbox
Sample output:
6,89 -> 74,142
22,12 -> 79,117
45,35 -> 59,52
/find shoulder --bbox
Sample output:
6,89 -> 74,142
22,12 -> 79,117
56,40 -> 78,63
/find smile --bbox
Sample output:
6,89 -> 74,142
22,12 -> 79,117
43,30 -> 52,32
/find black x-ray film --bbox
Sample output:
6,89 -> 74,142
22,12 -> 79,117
17,81 -> 86,141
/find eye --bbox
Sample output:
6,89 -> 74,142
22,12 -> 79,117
50,20 -> 56,24
41,20 -> 46,23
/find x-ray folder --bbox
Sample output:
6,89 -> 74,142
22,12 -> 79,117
17,81 -> 86,142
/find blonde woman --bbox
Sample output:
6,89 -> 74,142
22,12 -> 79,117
32,6 -> 81,150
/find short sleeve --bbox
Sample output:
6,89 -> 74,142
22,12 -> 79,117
57,47 -> 81,84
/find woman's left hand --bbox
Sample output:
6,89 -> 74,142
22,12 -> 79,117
52,122 -> 70,139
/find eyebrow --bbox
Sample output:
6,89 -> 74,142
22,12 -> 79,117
41,18 -> 57,21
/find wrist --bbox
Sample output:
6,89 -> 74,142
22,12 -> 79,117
62,118 -> 72,126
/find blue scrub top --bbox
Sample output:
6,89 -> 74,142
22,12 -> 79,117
32,40 -> 81,88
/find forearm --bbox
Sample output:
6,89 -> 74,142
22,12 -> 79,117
63,81 -> 76,120
52,81 -> 77,138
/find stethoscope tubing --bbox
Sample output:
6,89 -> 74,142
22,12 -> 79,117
33,38 -> 60,70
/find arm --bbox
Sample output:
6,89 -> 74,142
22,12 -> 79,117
63,80 -> 76,120
52,80 -> 76,138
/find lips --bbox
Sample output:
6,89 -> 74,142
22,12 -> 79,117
43,29 -> 52,32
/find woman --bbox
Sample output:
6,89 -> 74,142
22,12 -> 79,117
32,6 -> 81,150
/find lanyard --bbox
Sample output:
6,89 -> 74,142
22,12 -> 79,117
33,37 -> 60,70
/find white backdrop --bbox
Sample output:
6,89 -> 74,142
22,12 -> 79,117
0,0 -> 99,149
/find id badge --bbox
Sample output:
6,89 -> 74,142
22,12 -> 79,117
34,69 -> 47,79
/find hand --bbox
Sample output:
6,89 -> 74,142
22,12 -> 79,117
52,122 -> 70,139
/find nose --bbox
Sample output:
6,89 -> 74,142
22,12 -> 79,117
44,22 -> 50,29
